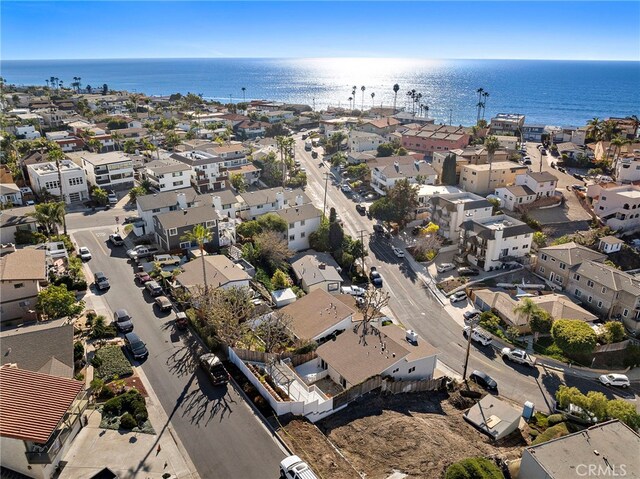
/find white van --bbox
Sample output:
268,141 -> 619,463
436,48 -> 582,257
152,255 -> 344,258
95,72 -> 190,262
463,325 -> 493,346
280,455 -> 318,479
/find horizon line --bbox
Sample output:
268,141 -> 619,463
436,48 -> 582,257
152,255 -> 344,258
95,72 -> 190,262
2,56 -> 639,63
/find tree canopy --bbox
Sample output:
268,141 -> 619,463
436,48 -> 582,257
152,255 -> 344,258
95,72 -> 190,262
552,319 -> 598,357
36,284 -> 85,320
369,179 -> 418,229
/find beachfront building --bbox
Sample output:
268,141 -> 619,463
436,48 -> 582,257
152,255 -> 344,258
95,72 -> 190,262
459,162 -> 528,196
143,159 -> 192,192
369,156 -> 437,196
427,192 -> 493,241
74,151 -> 134,191
401,124 -> 469,159
26,160 -> 89,204
459,215 -> 533,271
489,113 -> 525,136
521,125 -> 546,142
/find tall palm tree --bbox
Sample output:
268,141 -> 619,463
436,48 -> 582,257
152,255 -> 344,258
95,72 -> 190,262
406,91 -> 412,111
610,135 -> 628,162
28,202 -> 65,239
393,83 -> 400,113
180,224 -> 213,295
626,115 -> 640,139
481,91 -> 489,119
587,117 -> 602,141
424,105 -> 429,119
601,120 -> 617,142
513,298 -> 541,340
241,86 -> 246,103
45,79 -> 49,89
348,97 -> 353,111
370,92 -> 375,109
476,87 -> 485,122
47,147 -> 68,235
360,86 -> 366,111
484,135 -> 500,194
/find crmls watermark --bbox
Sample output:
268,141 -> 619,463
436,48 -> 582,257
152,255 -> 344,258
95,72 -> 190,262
576,464 -> 628,477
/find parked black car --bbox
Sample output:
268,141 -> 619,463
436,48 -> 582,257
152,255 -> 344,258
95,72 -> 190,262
124,332 -> 148,360
355,204 -> 366,215
457,267 -> 480,276
114,309 -> 133,333
469,370 -> 498,391
369,266 -> 383,287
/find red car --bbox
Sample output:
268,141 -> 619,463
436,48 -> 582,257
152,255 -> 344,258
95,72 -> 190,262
135,271 -> 152,284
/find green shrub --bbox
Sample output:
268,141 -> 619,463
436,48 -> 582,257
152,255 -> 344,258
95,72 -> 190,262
74,341 -> 84,361
103,396 -> 123,415
547,414 -> 564,425
532,422 -> 570,445
93,345 -> 133,379
552,319 -> 597,357
529,429 -> 539,438
119,412 -> 137,430
532,412 -> 548,429
445,457 -> 505,479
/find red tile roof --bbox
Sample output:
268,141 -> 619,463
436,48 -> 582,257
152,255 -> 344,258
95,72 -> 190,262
0,366 -> 84,443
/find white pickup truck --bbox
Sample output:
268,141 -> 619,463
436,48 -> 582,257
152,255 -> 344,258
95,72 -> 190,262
127,245 -> 159,260
501,347 -> 537,367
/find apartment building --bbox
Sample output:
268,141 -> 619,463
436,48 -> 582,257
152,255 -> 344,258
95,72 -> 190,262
26,160 -> 89,204
459,215 -> 533,271
432,147 -> 508,183
75,151 -> 134,191
534,242 -> 606,289
401,124 -> 470,159
143,159 -> 192,192
369,156 -> 437,196
489,113 -> 525,136
427,192 -> 493,241
614,153 -> 640,183
170,150 -> 227,193
591,184 -> 640,233
460,162 -> 529,196
348,131 -> 385,153
237,187 -> 310,220
275,203 -> 323,252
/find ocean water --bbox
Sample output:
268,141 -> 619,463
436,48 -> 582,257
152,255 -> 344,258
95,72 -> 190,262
1,58 -> 639,126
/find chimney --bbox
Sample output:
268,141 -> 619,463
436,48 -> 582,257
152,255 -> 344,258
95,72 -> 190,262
296,194 -> 304,206
275,191 -> 285,209
176,192 -> 187,209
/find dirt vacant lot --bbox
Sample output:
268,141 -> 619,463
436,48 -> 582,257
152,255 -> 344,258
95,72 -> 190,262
311,392 -> 525,479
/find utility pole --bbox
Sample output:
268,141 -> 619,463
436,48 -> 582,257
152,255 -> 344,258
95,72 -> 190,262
462,318 -> 477,381
449,109 -> 453,126
360,229 -> 367,281
322,172 -> 330,218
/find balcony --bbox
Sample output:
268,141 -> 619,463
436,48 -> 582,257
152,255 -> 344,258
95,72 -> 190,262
95,177 -> 111,185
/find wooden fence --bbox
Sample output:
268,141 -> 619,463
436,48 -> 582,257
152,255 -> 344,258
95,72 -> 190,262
332,376 -> 445,409
333,376 -> 383,409
232,348 -> 317,367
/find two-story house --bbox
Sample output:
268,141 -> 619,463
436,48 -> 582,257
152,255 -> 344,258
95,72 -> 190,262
521,124 -> 546,142
427,192 -> 493,241
0,206 -> 38,244
614,153 -> 640,183
459,215 -> 533,271
0,249 -> 47,325
348,131 -> 385,154
237,187 -> 310,220
75,151 -> 134,191
275,203 -> 322,252
357,117 -> 401,138
369,156 -> 437,196
0,183 -> 23,207
534,242 -> 606,289
26,160 -> 89,204
143,159 -> 192,192
432,146 -> 508,184
515,171 -> 558,199
591,184 -> 640,233
460,162 -> 529,196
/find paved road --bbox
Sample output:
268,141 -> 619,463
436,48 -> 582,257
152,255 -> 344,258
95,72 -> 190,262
71,227 -> 286,479
294,132 -> 638,412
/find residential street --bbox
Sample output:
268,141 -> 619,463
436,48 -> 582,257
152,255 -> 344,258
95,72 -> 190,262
70,226 -> 286,479
294,133 -> 639,413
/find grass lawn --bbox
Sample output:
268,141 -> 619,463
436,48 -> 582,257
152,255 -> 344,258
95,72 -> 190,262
94,345 -> 133,380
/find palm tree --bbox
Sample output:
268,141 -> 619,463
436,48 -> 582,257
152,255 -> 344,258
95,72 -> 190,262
484,135 -> 500,194
513,298 -> 542,340
45,79 -> 49,89
241,86 -> 246,103
28,201 -> 65,239
360,86 -> 366,111
392,83 -> 400,113
610,135 -> 628,162
482,91 -> 489,119
424,105 -> 429,119
180,224 -> 213,295
626,115 -> 640,139
602,120 -> 617,142
587,117 -> 602,141
476,87 -> 484,122
370,92 -> 375,109
47,147 -> 68,235
348,97 -> 353,111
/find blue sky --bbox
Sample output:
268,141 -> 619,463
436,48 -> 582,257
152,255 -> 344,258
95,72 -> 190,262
2,1 -> 639,61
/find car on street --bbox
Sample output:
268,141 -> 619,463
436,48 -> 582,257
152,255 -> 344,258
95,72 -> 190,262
145,280 -> 163,296
469,370 -> 498,391
94,271 -> 110,290
392,246 -> 405,258
501,347 -> 537,367
154,295 -> 172,312
437,263 -> 456,273
369,266 -> 383,287
280,455 -> 318,479
113,309 -> 134,333
78,246 -> 92,261
355,204 -> 367,215
463,325 -> 493,346
599,373 -> 630,389
109,233 -> 124,246
540,148 -> 547,155
573,173 -> 585,180
107,191 -> 118,205
520,157 -> 532,165
571,184 -> 587,192
457,267 -> 480,276
341,184 -> 352,193
135,271 -> 152,284
200,353 -> 230,386
124,332 -> 148,360
340,285 -> 366,296
463,309 -> 481,322
364,192 -> 377,200
450,291 -> 467,303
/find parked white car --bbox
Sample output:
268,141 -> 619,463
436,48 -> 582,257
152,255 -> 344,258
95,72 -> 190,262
463,325 -> 493,346
280,455 -> 318,479
340,285 -> 366,297
501,347 -> 537,367
450,291 -> 467,303
392,246 -> 405,258
599,373 -> 630,389
437,263 -> 455,273
78,246 -> 92,261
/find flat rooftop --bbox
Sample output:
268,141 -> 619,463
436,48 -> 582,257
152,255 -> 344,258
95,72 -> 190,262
477,215 -> 526,230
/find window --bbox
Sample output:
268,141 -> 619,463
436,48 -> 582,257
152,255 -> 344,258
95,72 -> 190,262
602,196 -> 607,201
300,220 -> 306,226
408,366 -> 416,374
601,287 -> 607,294
289,234 -> 295,241
289,223 -> 295,228
623,309 -> 629,317
44,180 -> 60,190
172,181 -> 184,187
180,241 -> 191,249
597,301 -> 603,308
522,244 -> 529,249
575,289 -> 582,297
14,283 -> 24,289
551,258 -> 556,262
587,280 -> 594,288
392,368 -> 399,374
539,266 -> 545,274
152,208 -> 160,213
172,171 -> 182,177
340,376 -> 347,388
541,254 -> 548,261
587,296 -> 593,303
68,177 -> 84,186
559,263 -> 566,270
301,232 -> 306,238
168,228 -> 177,236
512,246 -> 518,251
206,220 -> 215,228
573,274 -> 581,281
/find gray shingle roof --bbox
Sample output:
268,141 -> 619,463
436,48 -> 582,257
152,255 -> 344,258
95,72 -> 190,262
136,188 -> 198,212
290,250 -> 343,286
155,204 -> 220,231
239,187 -> 309,208
539,242 -> 606,266
275,203 -> 322,224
